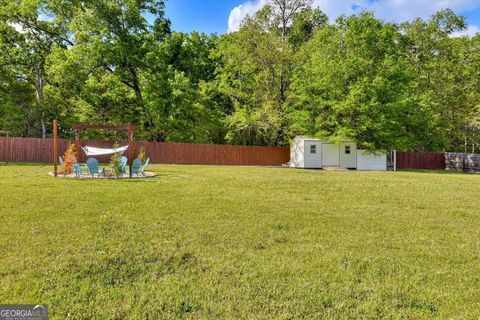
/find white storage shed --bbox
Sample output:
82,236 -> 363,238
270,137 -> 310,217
290,136 -> 388,171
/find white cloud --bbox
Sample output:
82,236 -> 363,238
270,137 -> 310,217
227,0 -> 480,32
311,0 -> 362,20
228,0 -> 268,32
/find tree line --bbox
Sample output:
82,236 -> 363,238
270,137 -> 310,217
0,0 -> 479,151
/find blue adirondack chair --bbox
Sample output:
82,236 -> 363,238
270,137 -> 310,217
119,156 -> 128,174
86,158 -> 103,177
73,163 -> 84,177
131,158 -> 143,176
139,157 -> 150,177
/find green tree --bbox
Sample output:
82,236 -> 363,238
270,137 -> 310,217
401,9 -> 480,151
211,0 -> 319,146
0,0 -> 70,137
142,31 -> 224,142
289,11 -> 433,151
288,8 -> 328,48
50,0 -> 170,137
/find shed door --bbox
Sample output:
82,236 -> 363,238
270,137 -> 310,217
304,141 -> 321,168
322,144 -> 340,167
340,143 -> 357,168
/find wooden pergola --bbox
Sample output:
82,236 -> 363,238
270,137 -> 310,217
53,120 -> 136,177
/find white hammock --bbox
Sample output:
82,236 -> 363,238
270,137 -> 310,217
82,145 -> 129,156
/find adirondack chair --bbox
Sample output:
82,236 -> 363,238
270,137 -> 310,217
131,158 -> 143,176
86,158 -> 103,177
73,163 -> 83,177
72,157 -> 90,174
119,156 -> 128,174
139,157 -> 150,177
76,161 -> 90,175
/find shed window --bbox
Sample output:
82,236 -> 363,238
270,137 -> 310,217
310,144 -> 317,154
345,146 -> 351,154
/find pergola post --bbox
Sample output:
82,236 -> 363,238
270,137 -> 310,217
53,120 -> 58,177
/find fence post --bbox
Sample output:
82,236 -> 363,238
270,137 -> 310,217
393,150 -> 397,171
6,133 -> 10,164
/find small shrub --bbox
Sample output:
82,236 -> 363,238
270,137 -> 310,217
137,146 -> 147,163
62,143 -> 76,175
109,142 -> 124,178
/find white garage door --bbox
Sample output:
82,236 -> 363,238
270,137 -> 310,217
322,144 -> 340,167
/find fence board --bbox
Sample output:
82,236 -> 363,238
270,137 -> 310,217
0,137 -> 290,166
396,151 -> 445,170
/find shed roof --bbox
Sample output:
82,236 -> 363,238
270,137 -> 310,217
294,136 -> 355,143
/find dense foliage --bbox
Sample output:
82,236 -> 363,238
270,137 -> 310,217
0,0 -> 479,151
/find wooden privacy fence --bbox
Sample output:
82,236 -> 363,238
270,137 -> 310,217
396,151 -> 446,170
0,135 -> 12,162
0,137 -> 290,166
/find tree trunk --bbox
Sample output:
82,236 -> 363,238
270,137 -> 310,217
41,119 -> 46,139
131,70 -> 143,102
128,65 -> 158,139
34,62 -> 47,138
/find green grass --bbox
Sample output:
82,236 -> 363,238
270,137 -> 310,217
1,164 -> 479,319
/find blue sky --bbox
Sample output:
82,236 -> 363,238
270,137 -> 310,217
165,0 -> 242,34
467,8 -> 480,26
164,0 -> 480,36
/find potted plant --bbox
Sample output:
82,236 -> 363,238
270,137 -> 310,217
137,146 -> 147,164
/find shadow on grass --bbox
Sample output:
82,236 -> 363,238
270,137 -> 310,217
50,172 -> 174,183
55,176 -> 164,183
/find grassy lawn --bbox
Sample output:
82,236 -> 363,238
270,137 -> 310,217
1,164 -> 479,319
